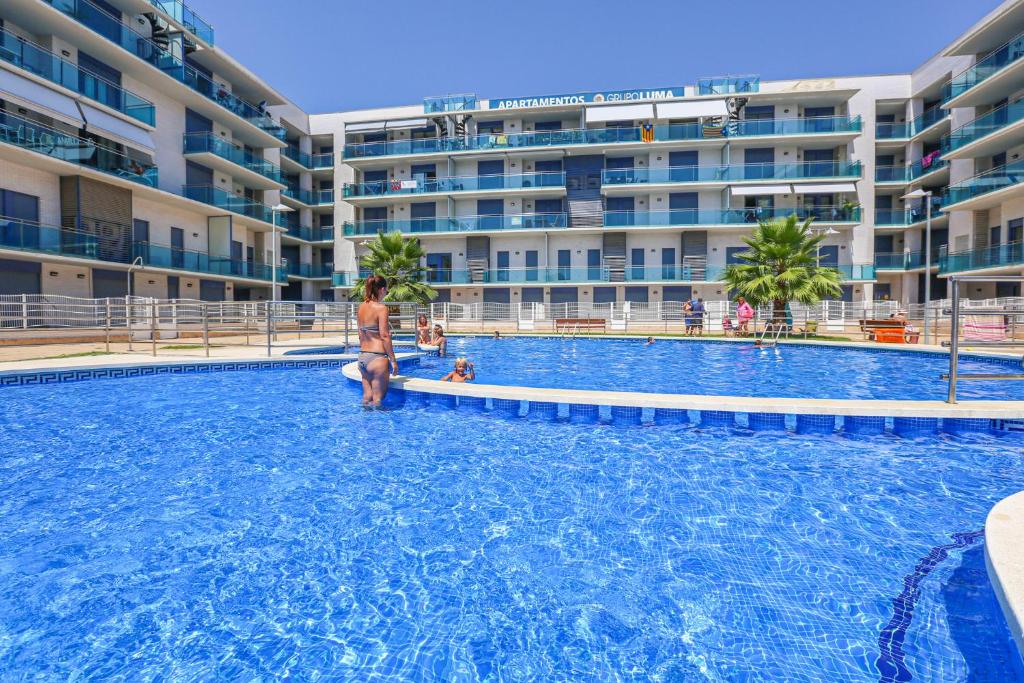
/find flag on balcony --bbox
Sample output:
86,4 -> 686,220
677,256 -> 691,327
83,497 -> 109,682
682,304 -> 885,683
641,123 -> 654,143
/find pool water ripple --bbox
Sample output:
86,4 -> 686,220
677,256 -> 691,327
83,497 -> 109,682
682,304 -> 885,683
0,368 -> 1021,679
407,337 -> 1024,401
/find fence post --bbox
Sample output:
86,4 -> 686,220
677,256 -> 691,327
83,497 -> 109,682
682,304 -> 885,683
20,293 -> 27,329
203,303 -> 210,358
947,279 -> 961,403
150,299 -> 157,357
104,299 -> 111,352
266,303 -> 273,358
244,304 -> 250,346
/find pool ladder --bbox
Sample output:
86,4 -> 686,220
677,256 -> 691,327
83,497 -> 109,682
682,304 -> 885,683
758,322 -> 789,347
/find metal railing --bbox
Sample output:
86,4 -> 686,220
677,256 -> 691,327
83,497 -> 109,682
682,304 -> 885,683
943,275 -> 1024,403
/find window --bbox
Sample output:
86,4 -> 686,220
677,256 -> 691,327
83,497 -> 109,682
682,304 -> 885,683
605,157 -> 634,170
669,151 -> 698,181
804,149 -> 836,177
669,193 -> 698,225
167,276 -> 180,300
662,247 -> 676,279
1009,218 -> 1023,243
78,51 -> 122,110
477,160 -> 504,190
477,121 -> 504,135
535,159 -> 562,173
631,247 -> 645,279
132,219 -> 149,243
535,199 -> 563,215
496,251 -> 510,282
726,246 -> 747,264
0,188 -> 40,250
477,199 -> 504,229
426,253 -> 451,283
525,250 -> 539,281
410,164 -> 437,181
588,248 -> 602,280
170,227 -> 184,268
409,126 -> 436,140
744,148 -> 775,179
557,249 -> 571,280
534,120 -> 562,131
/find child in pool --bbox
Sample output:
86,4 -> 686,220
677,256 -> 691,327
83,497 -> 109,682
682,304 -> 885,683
441,358 -> 475,383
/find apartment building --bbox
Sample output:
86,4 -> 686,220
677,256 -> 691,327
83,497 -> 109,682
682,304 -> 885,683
2,0 -> 1023,306
0,0 -> 332,302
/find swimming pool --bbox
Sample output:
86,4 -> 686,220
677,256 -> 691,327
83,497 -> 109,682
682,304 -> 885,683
406,337 -> 1024,401
0,365 -> 1021,679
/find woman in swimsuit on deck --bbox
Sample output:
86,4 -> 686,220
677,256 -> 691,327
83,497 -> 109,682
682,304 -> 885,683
357,274 -> 398,406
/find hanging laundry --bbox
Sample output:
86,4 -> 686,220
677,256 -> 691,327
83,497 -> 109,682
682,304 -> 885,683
641,123 -> 654,143
496,134 -> 508,145
390,179 -> 402,192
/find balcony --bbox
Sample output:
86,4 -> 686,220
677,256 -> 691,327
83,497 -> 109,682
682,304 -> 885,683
942,100 -> 1024,159
133,241 -> 280,281
602,161 -> 861,188
874,250 -> 933,270
332,272 -> 354,287
146,0 -> 214,45
342,116 -> 862,159
875,157 -> 949,184
344,212 -> 568,237
281,146 -> 312,169
343,172 -> 566,199
874,201 -> 943,227
942,161 -> 1024,211
182,185 -> 274,225
182,133 -> 284,188
875,108 -> 949,142
0,27 -> 155,126
311,153 -> 333,169
940,240 -> 1024,274
943,30 -> 1024,107
697,75 -> 760,95
285,262 -> 332,278
45,0 -> 283,142
0,216 -> 101,260
603,206 -> 861,228
0,109 -> 158,186
282,187 -> 334,207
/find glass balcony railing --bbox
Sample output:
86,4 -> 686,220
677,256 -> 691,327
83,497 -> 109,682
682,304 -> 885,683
874,250 -> 933,270
0,110 -> 158,186
182,133 -> 283,184
697,75 -> 760,95
944,30 -> 1024,102
147,0 -> 214,45
874,201 -> 942,226
876,108 -> 948,140
343,116 -> 861,159
602,161 -> 861,186
282,146 -> 311,168
943,100 -> 1024,153
604,206 -> 861,227
344,213 -> 568,236
424,94 -> 477,113
332,272 -> 354,287
344,172 -> 566,198
318,226 -> 335,241
311,152 -> 334,169
940,240 -> 1024,274
133,241 -> 277,280
183,185 -> 274,224
0,27 -> 156,126
418,263 -> 872,285
0,216 -> 101,260
283,187 -> 334,205
943,161 -> 1024,207
45,0 -> 282,138
285,262 -> 332,278
875,157 -> 948,183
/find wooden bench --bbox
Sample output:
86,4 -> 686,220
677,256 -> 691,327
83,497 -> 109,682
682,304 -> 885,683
554,318 -> 606,334
859,319 -> 905,341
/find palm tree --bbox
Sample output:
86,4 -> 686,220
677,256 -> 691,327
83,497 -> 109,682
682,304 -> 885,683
722,214 -> 843,323
349,231 -> 437,304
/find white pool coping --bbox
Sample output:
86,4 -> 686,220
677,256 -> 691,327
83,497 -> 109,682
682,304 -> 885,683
987,492 -> 1024,661
341,362 -> 1024,420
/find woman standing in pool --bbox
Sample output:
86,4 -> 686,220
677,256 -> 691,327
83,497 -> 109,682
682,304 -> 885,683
430,324 -> 448,356
416,314 -> 431,345
736,296 -> 754,336
357,274 -> 398,407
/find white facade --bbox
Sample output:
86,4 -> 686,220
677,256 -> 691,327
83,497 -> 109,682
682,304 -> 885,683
2,0 -> 1024,305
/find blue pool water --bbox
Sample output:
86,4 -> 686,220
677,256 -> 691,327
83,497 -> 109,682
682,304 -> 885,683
0,367 -> 1022,680
408,337 -> 1024,401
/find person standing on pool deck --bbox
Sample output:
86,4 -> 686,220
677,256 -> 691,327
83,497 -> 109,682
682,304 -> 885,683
357,274 -> 398,407
692,298 -> 706,336
736,297 -> 754,336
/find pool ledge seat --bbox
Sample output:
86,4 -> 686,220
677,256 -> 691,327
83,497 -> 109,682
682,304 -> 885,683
986,491 -> 1024,661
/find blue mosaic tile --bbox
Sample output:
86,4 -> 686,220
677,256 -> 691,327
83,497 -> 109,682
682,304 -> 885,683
942,418 -> 994,435
796,414 -> 839,435
404,391 -> 432,408
458,396 -> 486,412
568,403 -> 600,424
749,412 -> 787,431
653,408 -> 689,426
490,398 -> 523,418
844,415 -> 887,435
893,417 -> 939,437
525,401 -> 559,421
610,406 -> 642,426
701,410 -> 736,428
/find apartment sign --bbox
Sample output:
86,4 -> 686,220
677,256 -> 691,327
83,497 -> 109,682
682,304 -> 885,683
489,87 -> 684,110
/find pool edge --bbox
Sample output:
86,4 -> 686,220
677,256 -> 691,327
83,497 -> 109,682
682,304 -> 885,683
986,492 -> 1024,668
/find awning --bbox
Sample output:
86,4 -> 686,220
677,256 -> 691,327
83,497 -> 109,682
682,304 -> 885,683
0,69 -> 84,128
797,182 -> 858,194
730,184 -> 793,196
656,99 -> 729,119
345,118 -> 430,133
584,103 -> 655,123
79,103 -> 155,154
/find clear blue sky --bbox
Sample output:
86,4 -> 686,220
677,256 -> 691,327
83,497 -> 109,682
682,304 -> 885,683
197,0 -> 1004,113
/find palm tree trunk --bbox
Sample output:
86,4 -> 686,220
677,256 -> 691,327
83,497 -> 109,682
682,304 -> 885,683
773,299 -> 786,324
